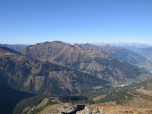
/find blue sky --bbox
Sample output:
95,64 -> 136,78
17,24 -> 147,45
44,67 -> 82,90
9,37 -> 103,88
0,0 -> 152,45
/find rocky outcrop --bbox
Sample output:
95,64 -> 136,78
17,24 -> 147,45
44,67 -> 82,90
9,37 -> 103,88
58,105 -> 77,113
76,105 -> 111,114
54,105 -> 111,114
51,105 -> 85,114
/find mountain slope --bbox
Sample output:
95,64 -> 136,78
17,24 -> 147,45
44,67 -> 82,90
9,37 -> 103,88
136,47 -> 152,62
0,46 -> 108,95
18,41 -> 151,84
99,45 -> 152,71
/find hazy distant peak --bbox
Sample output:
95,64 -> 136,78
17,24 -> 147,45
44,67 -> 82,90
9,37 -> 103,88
93,42 -> 150,46
92,42 -> 151,51
115,42 -> 150,47
117,42 -> 137,45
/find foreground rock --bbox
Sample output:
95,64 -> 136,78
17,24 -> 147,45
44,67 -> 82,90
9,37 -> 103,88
51,105 -> 85,114
76,105 -> 110,114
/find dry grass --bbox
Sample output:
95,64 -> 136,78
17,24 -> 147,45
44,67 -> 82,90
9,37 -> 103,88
37,103 -> 72,114
20,107 -> 30,114
136,87 -> 152,96
93,94 -> 106,101
76,104 -> 152,114
92,105 -> 152,114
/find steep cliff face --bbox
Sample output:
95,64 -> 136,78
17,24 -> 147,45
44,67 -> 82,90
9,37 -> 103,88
0,46 -> 107,95
18,41 -> 149,84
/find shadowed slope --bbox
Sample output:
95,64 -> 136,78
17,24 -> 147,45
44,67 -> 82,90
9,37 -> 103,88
0,46 -> 108,95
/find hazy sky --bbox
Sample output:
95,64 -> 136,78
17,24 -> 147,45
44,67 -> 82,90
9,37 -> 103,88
0,0 -> 152,44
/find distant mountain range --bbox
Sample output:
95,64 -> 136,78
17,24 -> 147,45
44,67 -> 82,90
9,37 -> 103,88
0,43 -> 27,50
93,42 -> 151,51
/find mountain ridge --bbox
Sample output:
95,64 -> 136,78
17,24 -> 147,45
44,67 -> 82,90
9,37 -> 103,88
18,41 -> 151,84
